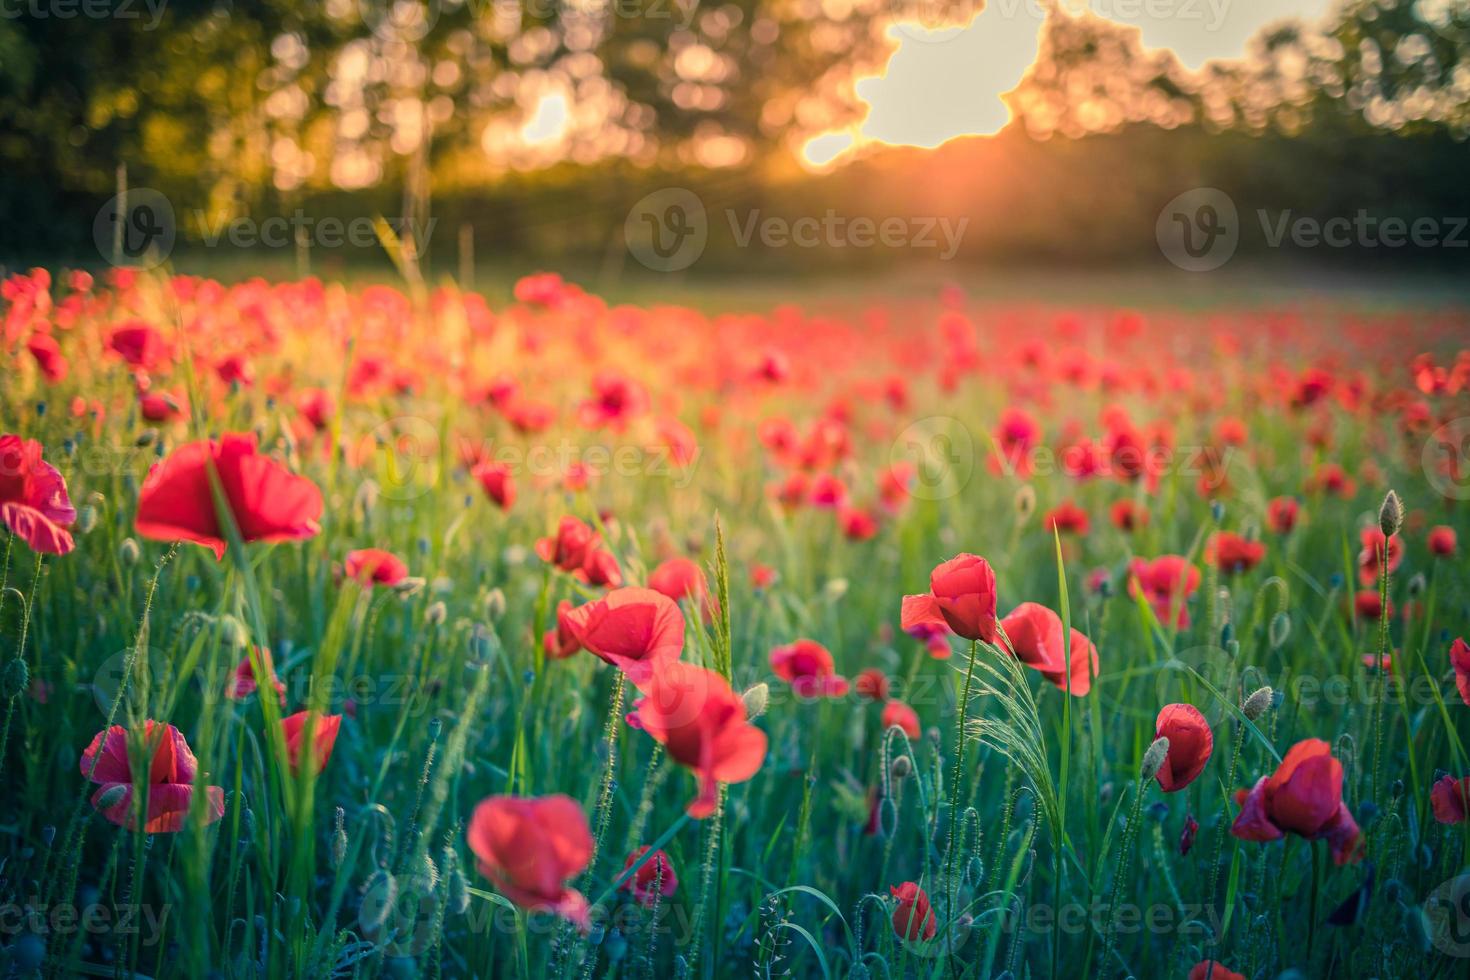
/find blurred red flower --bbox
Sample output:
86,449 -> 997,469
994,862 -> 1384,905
1266,497 -> 1300,534
1450,637 -> 1470,706
80,721 -> 224,833
619,846 -> 677,906
1187,962 -> 1245,980
648,557 -> 717,621
0,433 -> 77,555
1356,527 -> 1403,586
635,662 -> 766,818
1431,774 -> 1470,824
472,461 -> 516,510
466,794 -> 592,927
135,433 -> 322,560
1043,500 -> 1090,535
1428,525 -> 1457,557
1205,532 -> 1265,574
344,548 -> 409,587
228,647 -> 285,704
769,639 -> 849,698
281,710 -> 341,776
1128,556 -> 1201,629
881,700 -> 921,740
855,668 -> 890,701
562,587 -> 685,685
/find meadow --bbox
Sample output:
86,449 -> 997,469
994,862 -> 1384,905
1,264 -> 1469,980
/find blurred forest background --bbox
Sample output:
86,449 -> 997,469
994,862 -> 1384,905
2,0 -> 1469,273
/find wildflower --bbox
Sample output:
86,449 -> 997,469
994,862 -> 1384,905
890,881 -> 936,941
0,434 -> 77,555
1153,704 -> 1213,792
561,587 -> 684,686
1128,556 -> 1201,629
997,602 -> 1097,696
1231,738 -> 1362,865
1266,496 -> 1300,534
345,548 -> 409,587
80,722 -> 225,832
466,794 -> 592,926
228,647 -> 286,704
1428,525 -> 1457,557
1449,637 -> 1470,706
901,553 -> 999,643
648,557 -> 718,621
472,461 -> 515,510
769,639 -> 849,698
1205,532 -> 1265,574
280,710 -> 341,776
135,433 -> 322,559
855,668 -> 890,701
881,700 -> 921,740
619,847 -> 677,906
1430,774 -> 1470,824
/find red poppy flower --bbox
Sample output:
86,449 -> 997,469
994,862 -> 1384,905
80,721 -> 225,833
634,662 -> 766,818
1266,497 -> 1300,534
901,554 -> 999,643
1231,738 -> 1362,864
1043,500 -> 1090,535
472,461 -> 515,510
1153,704 -> 1213,792
1431,774 -> 1470,824
769,639 -> 849,698
466,794 -> 592,926
344,548 -> 409,587
0,434 -> 77,555
1128,556 -> 1201,629
135,434 -> 322,560
577,373 -> 648,430
543,600 -> 583,659
890,881 -> 936,941
855,668 -> 890,701
536,515 -> 597,571
881,700 -> 921,740
1450,637 -> 1470,706
1356,527 -> 1403,586
1353,590 -> 1392,621
1205,532 -> 1265,574
578,546 -> 623,588
1428,525 -> 1457,557
750,563 -> 777,590
26,332 -> 67,383
1110,500 -> 1148,532
228,647 -> 285,704
106,320 -> 167,369
840,506 -> 880,541
280,710 -> 341,776
561,587 -> 685,686
619,847 -> 677,906
997,602 -> 1098,696
1187,962 -> 1245,980
648,557 -> 717,621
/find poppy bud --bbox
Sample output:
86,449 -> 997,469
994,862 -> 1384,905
95,784 -> 129,810
1140,736 -> 1170,781
741,682 -> 770,719
1378,490 -> 1402,538
878,797 -> 898,838
484,588 -> 506,621
77,504 -> 98,534
1390,778 -> 1404,799
1241,686 -> 1273,720
1,657 -> 28,699
393,577 -> 427,598
134,429 -> 158,448
891,754 -> 912,780
1268,612 -> 1291,650
424,601 -> 447,626
119,537 -> 141,565
219,615 -> 246,649
361,870 -> 398,930
1408,573 -> 1426,598
444,847 -> 470,915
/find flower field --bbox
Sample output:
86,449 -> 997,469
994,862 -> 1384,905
2,266 -> 1469,979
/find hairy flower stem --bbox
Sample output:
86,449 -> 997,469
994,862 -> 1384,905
1370,550 -> 1391,806
587,671 -> 627,879
1101,780 -> 1148,978
944,638 -> 979,978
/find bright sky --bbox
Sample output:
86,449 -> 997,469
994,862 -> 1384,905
804,0 -> 1334,165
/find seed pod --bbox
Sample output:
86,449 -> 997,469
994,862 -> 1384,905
1242,686 -> 1274,720
2,657 -> 29,699
483,588 -> 506,621
393,576 -> 427,598
1268,612 -> 1291,650
1379,490 -> 1403,537
741,682 -> 769,719
1408,572 -> 1426,598
890,754 -> 912,780
77,504 -> 98,534
424,601 -> 447,626
1140,737 -> 1170,780
119,537 -> 141,565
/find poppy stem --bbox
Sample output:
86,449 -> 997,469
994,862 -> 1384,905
944,637 -> 979,978
1370,544 -> 1391,806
